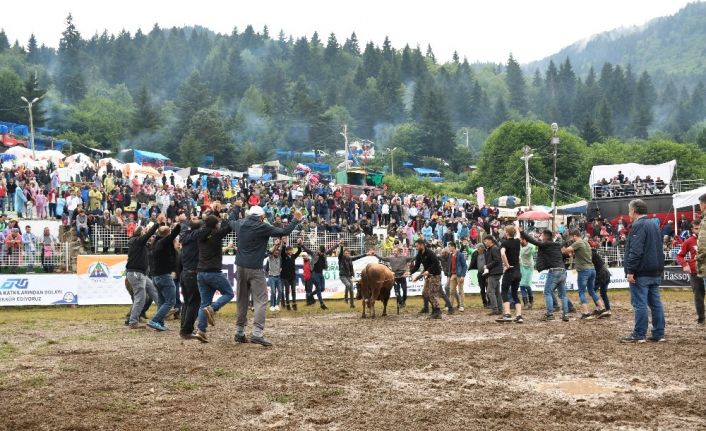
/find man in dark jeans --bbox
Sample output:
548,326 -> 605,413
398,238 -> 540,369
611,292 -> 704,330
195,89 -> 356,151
622,198 -> 666,343
520,228 -> 570,322
482,236 -> 504,315
300,241 -> 337,310
178,216 -> 205,341
280,238 -> 301,311
375,246 -> 415,308
195,215 -> 234,342
147,217 -> 182,331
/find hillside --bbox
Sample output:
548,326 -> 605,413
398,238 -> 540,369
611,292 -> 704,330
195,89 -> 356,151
525,2 -> 706,84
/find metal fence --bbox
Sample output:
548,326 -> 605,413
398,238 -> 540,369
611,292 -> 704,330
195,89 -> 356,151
0,242 -> 71,272
90,224 -> 372,256
89,224 -> 685,268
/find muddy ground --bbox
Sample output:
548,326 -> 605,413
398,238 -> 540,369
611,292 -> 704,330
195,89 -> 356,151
1,290 -> 705,431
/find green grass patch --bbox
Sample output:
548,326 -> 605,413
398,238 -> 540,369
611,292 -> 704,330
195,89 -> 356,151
0,342 -> 17,360
24,375 -> 48,388
211,368 -> 244,379
321,387 -> 345,398
170,379 -> 199,391
270,393 -> 293,404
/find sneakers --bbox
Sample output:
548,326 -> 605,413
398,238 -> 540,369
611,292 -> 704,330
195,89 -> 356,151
180,332 -> 198,340
598,309 -> 612,319
234,334 -> 249,344
275,305 -> 280,311
697,318 -> 705,325
203,306 -> 216,326
647,336 -> 666,343
542,313 -> 555,321
488,310 -> 501,316
128,323 -> 146,329
561,314 -> 570,322
495,314 -> 513,323
320,303 -> 328,310
147,320 -> 168,331
349,302 -> 355,309
250,336 -> 273,347
621,335 -> 647,343
269,306 -> 275,312
447,307 -> 455,315
514,315 -> 524,324
286,304 -> 291,311
458,306 -> 465,312
292,303 -> 298,311
580,313 -> 594,321
194,331 -> 208,343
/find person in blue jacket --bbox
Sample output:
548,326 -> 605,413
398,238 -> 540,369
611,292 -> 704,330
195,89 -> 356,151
622,199 -> 666,343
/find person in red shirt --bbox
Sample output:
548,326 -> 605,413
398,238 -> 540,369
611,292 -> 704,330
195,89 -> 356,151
301,253 -> 312,304
677,219 -> 704,325
0,182 -> 6,215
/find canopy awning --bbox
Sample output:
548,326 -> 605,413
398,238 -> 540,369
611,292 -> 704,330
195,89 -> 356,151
589,160 -> 676,189
134,149 -> 170,164
673,185 -> 706,209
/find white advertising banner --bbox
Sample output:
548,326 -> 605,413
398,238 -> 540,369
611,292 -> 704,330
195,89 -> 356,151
0,274 -> 78,306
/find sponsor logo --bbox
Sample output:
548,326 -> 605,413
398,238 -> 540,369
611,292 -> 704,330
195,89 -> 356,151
0,278 -> 29,290
88,262 -> 110,278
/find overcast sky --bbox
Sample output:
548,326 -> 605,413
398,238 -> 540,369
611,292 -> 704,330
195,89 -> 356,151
3,0 -> 697,63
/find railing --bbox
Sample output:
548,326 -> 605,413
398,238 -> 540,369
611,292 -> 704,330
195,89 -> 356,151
591,179 -> 705,199
0,242 -> 71,273
90,224 -> 372,256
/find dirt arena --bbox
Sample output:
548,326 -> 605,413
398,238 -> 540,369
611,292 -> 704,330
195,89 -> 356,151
1,289 -> 705,431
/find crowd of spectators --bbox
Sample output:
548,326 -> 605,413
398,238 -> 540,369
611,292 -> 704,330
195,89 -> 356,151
592,171 -> 668,198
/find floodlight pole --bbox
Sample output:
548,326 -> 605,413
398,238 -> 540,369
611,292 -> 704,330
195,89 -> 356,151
550,123 -> 560,232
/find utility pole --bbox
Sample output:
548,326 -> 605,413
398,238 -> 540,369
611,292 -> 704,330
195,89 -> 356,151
463,128 -> 469,149
20,96 -> 39,159
550,123 -> 560,232
340,124 -> 349,169
520,145 -> 534,208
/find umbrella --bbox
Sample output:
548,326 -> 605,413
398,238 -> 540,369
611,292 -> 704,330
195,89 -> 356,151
517,210 -> 552,221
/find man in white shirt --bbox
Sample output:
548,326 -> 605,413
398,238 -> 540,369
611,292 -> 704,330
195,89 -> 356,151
66,191 -> 82,221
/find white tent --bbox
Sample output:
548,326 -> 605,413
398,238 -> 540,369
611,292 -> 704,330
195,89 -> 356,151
673,185 -> 706,209
589,160 -> 677,191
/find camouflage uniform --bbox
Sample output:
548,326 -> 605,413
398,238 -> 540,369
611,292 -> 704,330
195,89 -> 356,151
423,274 -> 441,309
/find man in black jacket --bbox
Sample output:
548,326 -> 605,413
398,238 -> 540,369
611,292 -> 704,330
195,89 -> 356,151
146,217 -> 183,331
338,240 -> 369,308
179,215 -> 205,341
126,220 -> 160,329
410,239 -> 444,319
195,215 -> 234,342
521,228 -> 570,322
280,238 -> 301,311
231,206 -> 302,346
482,235 -> 504,315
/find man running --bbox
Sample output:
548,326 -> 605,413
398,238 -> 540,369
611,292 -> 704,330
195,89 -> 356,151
148,218 -> 183,331
497,225 -> 523,323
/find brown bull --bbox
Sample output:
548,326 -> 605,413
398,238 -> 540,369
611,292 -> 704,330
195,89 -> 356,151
356,263 -> 394,318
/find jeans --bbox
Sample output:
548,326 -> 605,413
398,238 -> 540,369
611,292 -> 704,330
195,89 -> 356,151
197,272 -> 235,332
543,270 -> 569,315
311,272 -> 326,305
151,274 -> 176,325
629,276 -> 665,339
394,276 -> 407,304
691,274 -> 705,322
341,276 -> 355,302
576,268 -> 599,305
236,266 -> 268,338
0,197 -> 4,213
49,203 -> 56,218
268,275 -> 283,307
486,274 -> 502,313
179,270 -> 200,335
127,271 -> 159,325
282,277 -> 297,305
